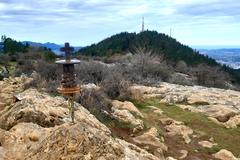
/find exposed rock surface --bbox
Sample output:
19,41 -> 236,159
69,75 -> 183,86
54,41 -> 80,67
213,149 -> 238,160
0,87 -> 159,159
130,83 -> 240,128
225,115 -> 240,128
112,100 -> 144,118
179,150 -> 188,159
166,157 -> 177,160
198,141 -> 217,148
0,76 -> 32,111
133,127 -> 167,152
111,107 -> 144,132
160,118 -> 193,144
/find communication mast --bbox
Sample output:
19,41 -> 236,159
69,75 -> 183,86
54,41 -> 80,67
142,16 -> 145,32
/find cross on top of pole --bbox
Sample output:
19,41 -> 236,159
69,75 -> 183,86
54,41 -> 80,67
60,42 -> 74,61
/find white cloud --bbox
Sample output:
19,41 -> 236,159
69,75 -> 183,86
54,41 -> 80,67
0,0 -> 239,46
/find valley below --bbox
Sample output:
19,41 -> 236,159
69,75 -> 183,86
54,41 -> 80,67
198,48 -> 240,69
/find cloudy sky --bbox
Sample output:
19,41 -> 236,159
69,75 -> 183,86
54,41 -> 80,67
0,0 -> 239,47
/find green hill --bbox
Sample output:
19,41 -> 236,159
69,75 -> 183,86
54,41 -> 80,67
78,31 -> 240,85
78,31 -> 218,66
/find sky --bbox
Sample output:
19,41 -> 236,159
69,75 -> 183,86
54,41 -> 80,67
0,0 -> 240,47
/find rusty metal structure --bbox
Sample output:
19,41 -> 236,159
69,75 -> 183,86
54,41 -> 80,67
56,42 -> 80,123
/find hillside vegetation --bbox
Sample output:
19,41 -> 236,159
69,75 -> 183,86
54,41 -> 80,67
79,31 -> 217,65
78,31 -> 240,85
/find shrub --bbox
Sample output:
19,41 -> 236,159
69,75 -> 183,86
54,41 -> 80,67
176,60 -> 188,73
76,88 -> 112,121
190,64 -> 230,88
100,67 -> 131,99
76,60 -> 109,84
0,54 -> 10,65
129,47 -> 173,83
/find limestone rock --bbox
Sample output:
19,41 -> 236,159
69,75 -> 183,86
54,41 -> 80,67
116,139 -> 161,160
0,89 -> 109,132
112,100 -> 144,118
130,83 -> 240,128
0,122 -> 160,160
203,105 -> 237,123
225,115 -> 240,128
213,149 -> 238,160
133,127 -> 168,152
198,141 -> 217,148
160,94 -> 187,104
111,108 -> 144,132
161,118 -> 193,144
0,87 -> 159,160
166,157 -> 177,160
0,75 -> 32,111
179,150 -> 188,159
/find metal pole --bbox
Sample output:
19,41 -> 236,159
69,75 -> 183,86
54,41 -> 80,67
68,95 -> 75,123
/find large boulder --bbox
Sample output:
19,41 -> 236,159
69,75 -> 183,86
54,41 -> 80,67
111,108 -> 144,132
0,122 -> 159,160
112,100 -> 144,118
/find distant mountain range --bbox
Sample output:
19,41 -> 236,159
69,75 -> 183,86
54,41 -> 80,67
22,41 -> 82,55
197,48 -> 240,69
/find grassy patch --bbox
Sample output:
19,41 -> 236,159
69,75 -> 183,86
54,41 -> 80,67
131,99 -> 149,111
143,99 -> 240,157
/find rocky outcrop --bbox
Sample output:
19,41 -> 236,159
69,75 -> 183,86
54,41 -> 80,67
225,115 -> 240,128
130,83 -> 240,110
112,100 -> 144,118
160,118 -> 193,144
133,127 -> 167,152
0,88 -> 159,160
116,139 -> 160,160
111,107 -> 144,132
130,83 -> 240,128
0,76 -> 32,111
213,149 -> 238,160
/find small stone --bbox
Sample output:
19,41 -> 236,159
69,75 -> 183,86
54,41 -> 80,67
28,131 -> 40,142
198,141 -> 217,148
209,137 -> 214,142
166,157 -> 177,160
179,150 -> 188,159
67,143 -> 77,152
213,149 -> 237,160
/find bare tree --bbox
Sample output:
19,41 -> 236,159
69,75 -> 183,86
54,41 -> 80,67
191,64 -> 230,88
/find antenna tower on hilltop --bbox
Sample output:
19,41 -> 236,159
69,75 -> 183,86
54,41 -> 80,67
142,16 -> 145,32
